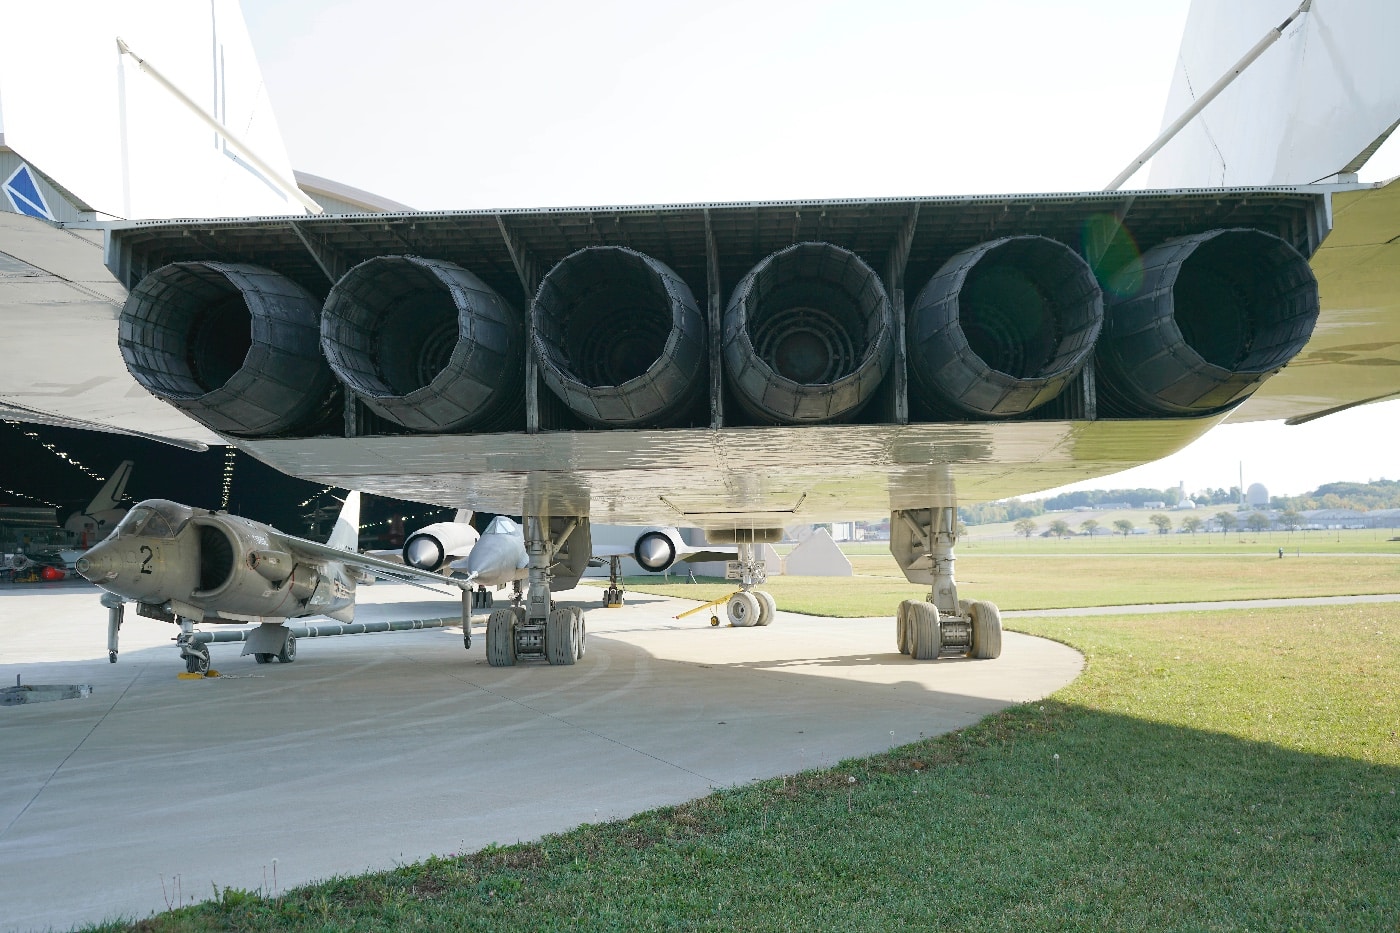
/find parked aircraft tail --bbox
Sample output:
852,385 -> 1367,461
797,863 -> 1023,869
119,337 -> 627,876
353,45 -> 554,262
86,460 -> 134,514
327,492 -> 360,552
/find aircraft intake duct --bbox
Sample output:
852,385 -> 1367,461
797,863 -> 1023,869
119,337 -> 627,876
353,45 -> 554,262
118,262 -> 335,436
907,236 -> 1103,418
723,242 -> 894,424
532,247 -> 706,428
1095,229 -> 1320,416
321,256 -> 525,432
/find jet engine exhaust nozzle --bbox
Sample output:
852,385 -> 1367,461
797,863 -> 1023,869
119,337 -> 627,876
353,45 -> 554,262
118,262 -> 336,437
403,535 -> 445,572
908,236 -> 1104,419
533,247 -> 706,428
1095,228 -> 1320,416
633,530 -> 678,572
723,242 -> 895,424
321,255 -> 525,433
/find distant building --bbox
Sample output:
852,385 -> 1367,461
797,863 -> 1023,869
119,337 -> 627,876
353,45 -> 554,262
1246,483 -> 1269,507
1143,501 -> 1167,509
1173,499 -> 1197,510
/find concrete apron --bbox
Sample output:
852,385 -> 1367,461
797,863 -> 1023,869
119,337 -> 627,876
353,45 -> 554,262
0,583 -> 1082,932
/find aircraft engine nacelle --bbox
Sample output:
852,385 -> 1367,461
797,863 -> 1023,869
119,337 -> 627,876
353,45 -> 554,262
1095,229 -> 1320,416
118,262 -> 337,436
723,242 -> 895,424
632,528 -> 683,572
321,256 -> 525,432
402,521 -> 480,572
908,236 -> 1104,418
533,247 -> 707,427
247,548 -> 295,583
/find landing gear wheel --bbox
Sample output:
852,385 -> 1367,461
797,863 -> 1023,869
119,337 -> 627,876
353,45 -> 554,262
726,591 -> 760,627
545,608 -> 578,665
969,600 -> 1003,660
907,602 -> 942,660
253,653 -> 273,664
277,636 -> 297,664
896,600 -> 914,655
486,609 -> 516,667
184,645 -> 211,675
710,615 -> 720,627
108,651 -> 118,664
571,607 -> 586,659
754,591 -> 776,627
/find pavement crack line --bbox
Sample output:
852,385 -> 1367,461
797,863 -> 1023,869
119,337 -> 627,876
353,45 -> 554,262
1,665 -> 146,841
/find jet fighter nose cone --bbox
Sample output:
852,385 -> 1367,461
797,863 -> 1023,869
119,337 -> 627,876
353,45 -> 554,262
404,536 -> 442,570
75,547 -> 115,582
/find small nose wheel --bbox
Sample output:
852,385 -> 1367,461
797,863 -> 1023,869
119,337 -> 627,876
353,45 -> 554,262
108,651 -> 118,664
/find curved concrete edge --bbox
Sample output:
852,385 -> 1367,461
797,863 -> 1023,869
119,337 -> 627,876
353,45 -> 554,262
0,585 -> 1081,932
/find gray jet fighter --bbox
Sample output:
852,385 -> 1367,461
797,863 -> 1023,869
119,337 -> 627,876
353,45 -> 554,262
76,491 -> 469,672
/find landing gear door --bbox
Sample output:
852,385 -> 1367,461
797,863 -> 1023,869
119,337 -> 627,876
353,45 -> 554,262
549,516 -> 592,591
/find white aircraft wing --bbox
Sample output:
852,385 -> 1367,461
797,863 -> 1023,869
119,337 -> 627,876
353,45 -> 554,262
268,530 -> 469,593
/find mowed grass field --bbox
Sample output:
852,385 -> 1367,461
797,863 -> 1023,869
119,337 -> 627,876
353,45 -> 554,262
91,601 -> 1400,931
611,532 -> 1399,616
83,532 -> 1400,930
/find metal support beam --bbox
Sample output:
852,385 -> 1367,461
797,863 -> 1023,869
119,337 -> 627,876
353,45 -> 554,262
290,221 -> 352,285
704,209 -> 725,428
498,215 -> 541,434
884,205 -> 919,425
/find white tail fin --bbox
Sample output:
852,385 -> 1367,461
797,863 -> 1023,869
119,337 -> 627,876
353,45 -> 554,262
328,491 -> 360,551
453,509 -> 474,524
87,461 -> 134,514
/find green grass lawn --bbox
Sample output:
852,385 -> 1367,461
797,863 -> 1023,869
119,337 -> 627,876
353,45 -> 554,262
606,551 -> 1399,617
89,603 -> 1400,931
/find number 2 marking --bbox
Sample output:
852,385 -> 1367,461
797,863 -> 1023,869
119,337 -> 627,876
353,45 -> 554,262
139,545 -> 153,575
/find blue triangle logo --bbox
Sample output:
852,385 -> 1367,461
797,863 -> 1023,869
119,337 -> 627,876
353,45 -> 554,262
4,164 -> 56,220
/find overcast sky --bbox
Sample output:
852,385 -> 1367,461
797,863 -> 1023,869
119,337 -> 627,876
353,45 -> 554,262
240,0 -> 1399,498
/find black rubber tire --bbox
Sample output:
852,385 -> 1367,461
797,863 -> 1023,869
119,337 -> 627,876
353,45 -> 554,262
184,646 -> 210,675
970,600 -> 1003,660
908,602 -> 942,660
754,591 -> 777,627
253,653 -> 273,664
727,591 -> 760,627
277,636 -> 297,663
486,609 -> 516,667
545,608 -> 577,665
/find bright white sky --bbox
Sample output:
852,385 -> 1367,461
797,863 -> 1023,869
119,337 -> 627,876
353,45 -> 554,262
241,0 -> 1399,499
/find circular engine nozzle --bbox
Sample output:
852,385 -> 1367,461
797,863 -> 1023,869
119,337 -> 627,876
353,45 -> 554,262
118,262 -> 336,436
723,242 -> 895,424
321,256 -> 525,433
908,236 -> 1103,419
1095,228 -> 1320,416
403,535 -> 445,571
532,247 -> 706,428
633,530 -> 677,572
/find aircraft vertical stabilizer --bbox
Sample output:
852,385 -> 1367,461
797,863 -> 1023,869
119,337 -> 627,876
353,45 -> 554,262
327,492 -> 360,552
1149,0 -> 1400,186
87,461 -> 134,514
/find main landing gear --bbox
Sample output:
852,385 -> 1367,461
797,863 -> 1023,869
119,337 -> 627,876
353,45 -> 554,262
485,514 -> 591,668
725,540 -> 776,627
890,506 -> 1002,661
602,555 -> 625,608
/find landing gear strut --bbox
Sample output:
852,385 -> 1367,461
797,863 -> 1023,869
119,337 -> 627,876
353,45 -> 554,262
725,541 -> 775,627
101,592 -> 124,663
891,506 -> 1002,660
175,618 -> 211,674
485,513 -> 591,667
602,555 -> 625,608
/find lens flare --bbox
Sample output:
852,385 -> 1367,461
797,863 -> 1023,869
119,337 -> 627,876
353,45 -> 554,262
1081,213 -> 1143,298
